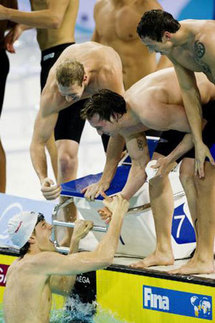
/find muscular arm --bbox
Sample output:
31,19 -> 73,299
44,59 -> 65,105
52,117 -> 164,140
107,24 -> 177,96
6,0 -> 17,28
173,63 -> 203,145
30,107 -> 58,184
172,62 -> 214,176
0,0 -> 70,29
50,220 -> 93,296
121,132 -> 150,200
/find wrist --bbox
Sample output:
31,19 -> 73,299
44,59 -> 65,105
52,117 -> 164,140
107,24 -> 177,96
6,8 -> 12,20
119,192 -> 130,201
71,237 -> 80,245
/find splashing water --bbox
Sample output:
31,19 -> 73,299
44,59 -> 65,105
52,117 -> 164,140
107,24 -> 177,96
50,295 -> 126,323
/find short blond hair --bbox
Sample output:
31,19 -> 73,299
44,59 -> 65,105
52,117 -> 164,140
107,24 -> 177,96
56,59 -> 85,87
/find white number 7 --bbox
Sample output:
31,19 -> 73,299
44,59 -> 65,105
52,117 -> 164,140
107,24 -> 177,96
174,215 -> 185,238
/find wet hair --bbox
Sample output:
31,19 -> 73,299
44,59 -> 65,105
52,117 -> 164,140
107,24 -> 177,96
137,10 -> 181,42
56,59 -> 85,87
19,213 -> 45,258
80,89 -> 126,122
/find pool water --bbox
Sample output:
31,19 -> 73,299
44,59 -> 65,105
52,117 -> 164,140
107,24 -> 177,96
0,303 -> 126,323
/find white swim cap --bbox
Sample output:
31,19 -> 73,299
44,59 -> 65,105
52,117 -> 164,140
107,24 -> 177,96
8,211 -> 39,248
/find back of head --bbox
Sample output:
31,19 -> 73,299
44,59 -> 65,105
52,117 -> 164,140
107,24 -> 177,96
56,59 -> 85,87
137,9 -> 181,42
80,89 -> 126,121
8,211 -> 40,249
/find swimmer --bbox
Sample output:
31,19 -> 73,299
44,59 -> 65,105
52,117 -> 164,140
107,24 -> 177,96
137,9 -> 215,177
81,67 -> 215,275
29,42 -> 125,201
92,0 -> 171,90
3,193 -> 129,323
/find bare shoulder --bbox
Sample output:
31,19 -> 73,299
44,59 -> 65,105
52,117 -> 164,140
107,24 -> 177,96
97,44 -> 121,65
5,258 -> 19,279
23,252 -> 64,273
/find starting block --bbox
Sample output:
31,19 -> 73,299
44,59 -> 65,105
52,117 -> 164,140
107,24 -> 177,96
52,137 -> 196,260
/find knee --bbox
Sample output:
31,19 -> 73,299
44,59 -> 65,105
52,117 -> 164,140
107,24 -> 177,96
149,174 -> 167,192
58,150 -> 78,174
179,168 -> 194,190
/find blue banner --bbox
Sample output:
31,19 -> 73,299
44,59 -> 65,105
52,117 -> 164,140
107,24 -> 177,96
143,285 -> 212,320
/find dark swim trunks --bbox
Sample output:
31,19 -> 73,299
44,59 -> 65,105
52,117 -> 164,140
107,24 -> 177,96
0,49 -> 9,116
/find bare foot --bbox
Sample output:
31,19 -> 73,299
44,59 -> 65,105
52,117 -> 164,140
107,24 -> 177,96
169,258 -> 215,275
130,251 -> 174,269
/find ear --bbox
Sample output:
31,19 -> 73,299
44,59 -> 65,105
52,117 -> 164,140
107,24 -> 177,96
28,235 -> 36,245
83,74 -> 87,82
111,112 -> 121,122
163,31 -> 172,41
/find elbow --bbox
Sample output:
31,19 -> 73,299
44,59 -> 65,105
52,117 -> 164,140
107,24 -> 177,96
50,16 -> 62,29
96,255 -> 114,270
102,255 -> 114,268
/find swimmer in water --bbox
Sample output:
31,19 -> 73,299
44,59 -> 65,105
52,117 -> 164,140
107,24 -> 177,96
3,193 -> 129,323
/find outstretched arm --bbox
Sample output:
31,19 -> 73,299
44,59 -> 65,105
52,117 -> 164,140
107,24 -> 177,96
29,194 -> 129,276
50,220 -> 93,296
0,0 -> 69,28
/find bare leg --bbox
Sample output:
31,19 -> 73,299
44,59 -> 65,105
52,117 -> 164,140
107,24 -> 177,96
179,159 -> 198,235
171,161 -> 215,275
0,139 -> 6,193
131,153 -> 174,269
56,139 -> 79,247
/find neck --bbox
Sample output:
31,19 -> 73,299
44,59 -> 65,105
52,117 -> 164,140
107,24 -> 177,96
171,25 -> 191,47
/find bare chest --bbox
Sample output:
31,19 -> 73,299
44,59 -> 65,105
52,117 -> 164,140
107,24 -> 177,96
95,4 -> 139,42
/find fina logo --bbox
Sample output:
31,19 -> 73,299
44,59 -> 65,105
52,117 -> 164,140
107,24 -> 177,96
191,296 -> 211,318
143,285 -> 213,320
144,287 -> 169,311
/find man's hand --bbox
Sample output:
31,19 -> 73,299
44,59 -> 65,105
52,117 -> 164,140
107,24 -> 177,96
81,181 -> 110,201
195,142 -> 215,178
98,192 -> 129,224
41,177 -> 61,200
72,220 -> 93,241
149,158 -> 177,178
4,25 -> 24,53
98,206 -> 112,224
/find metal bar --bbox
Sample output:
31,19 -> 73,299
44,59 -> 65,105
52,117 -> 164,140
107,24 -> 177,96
53,219 -> 107,232
127,203 -> 151,214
